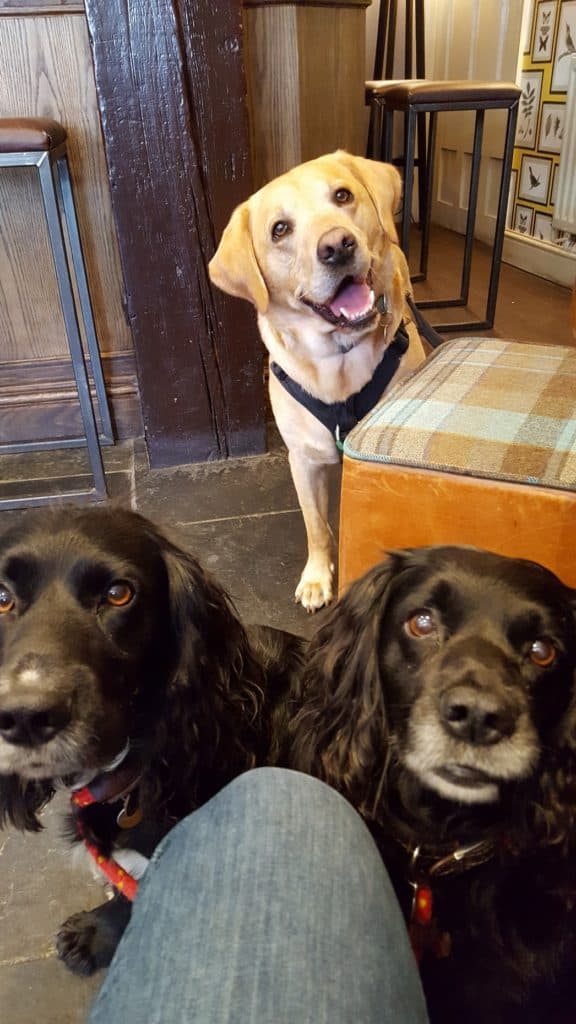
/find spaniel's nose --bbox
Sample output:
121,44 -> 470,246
317,229 -> 357,266
439,686 -> 517,746
0,705 -> 71,747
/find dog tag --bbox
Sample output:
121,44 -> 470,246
411,881 -> 433,925
375,294 -> 389,315
117,792 -> 142,830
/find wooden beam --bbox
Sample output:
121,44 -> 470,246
84,0 -> 265,467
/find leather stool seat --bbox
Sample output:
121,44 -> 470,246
367,80 -> 520,104
0,117 -> 67,153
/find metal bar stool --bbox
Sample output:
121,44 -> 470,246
372,81 -> 520,333
0,117 -> 112,510
366,0 -> 428,230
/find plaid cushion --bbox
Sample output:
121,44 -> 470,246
344,338 -> 576,491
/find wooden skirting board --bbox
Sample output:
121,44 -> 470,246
0,351 -> 142,444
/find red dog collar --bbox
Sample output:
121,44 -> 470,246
71,753 -> 144,901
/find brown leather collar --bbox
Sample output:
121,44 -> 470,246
407,838 -> 497,882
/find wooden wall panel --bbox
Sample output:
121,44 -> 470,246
243,6 -> 301,188
0,13 -> 132,363
243,0 -> 370,190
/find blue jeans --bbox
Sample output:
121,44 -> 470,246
88,768 -> 428,1023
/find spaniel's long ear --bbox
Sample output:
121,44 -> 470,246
333,151 -> 401,242
0,775 -> 54,832
209,203 -> 269,314
157,538 -> 267,795
161,542 -> 250,691
290,554 -> 406,822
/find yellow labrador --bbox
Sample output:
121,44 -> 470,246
209,151 -> 426,612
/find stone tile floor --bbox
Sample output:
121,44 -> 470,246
0,246 -> 573,1022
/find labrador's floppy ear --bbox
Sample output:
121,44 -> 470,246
209,203 -> 269,314
333,150 -> 402,242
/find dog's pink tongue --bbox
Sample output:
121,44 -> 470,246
329,281 -> 372,319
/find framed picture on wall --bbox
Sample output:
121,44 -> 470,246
534,212 -> 554,240
514,204 -> 535,235
506,169 -> 518,228
538,101 -> 566,151
515,70 -> 543,148
532,1 -> 559,61
518,154 -> 553,204
551,0 -> 576,92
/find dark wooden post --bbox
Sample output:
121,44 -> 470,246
84,0 -> 265,466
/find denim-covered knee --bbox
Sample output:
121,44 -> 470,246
144,767 -> 375,880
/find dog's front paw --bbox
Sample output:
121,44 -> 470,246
295,562 -> 334,612
56,897 -> 131,975
57,912 -> 105,976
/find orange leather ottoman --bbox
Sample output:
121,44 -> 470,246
339,338 -> 576,592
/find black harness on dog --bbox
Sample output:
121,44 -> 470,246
270,321 -> 410,450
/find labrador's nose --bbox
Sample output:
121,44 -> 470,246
317,229 -> 357,267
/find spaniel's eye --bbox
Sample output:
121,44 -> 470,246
105,581 -> 134,608
405,610 -> 436,638
334,188 -> 353,205
0,586 -> 15,614
271,220 -> 292,241
529,638 -> 557,668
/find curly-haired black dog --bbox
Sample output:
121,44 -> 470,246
291,547 -> 576,1024
0,507 -> 303,976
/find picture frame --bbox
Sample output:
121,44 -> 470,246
551,161 -> 560,205
518,154 -> 553,205
538,100 -> 566,152
515,70 -> 543,149
514,204 -> 535,236
506,169 -> 518,229
524,0 -> 536,53
551,0 -> 576,92
532,0 -> 559,62
534,212 -> 554,240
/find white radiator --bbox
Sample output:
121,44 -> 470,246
552,56 -> 576,234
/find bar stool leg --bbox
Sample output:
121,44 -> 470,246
419,110 -> 437,279
37,152 -> 107,500
485,101 -> 519,328
401,106 -> 416,258
54,153 -> 113,443
382,105 -> 393,163
459,108 -> 484,306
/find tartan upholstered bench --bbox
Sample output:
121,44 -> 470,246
339,338 -> 576,592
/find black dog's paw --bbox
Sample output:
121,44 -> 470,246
56,911 -> 107,976
56,897 -> 132,975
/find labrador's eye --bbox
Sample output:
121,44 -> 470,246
105,581 -> 135,608
271,220 -> 292,241
405,610 -> 436,638
334,188 -> 353,205
528,638 -> 556,668
0,586 -> 15,614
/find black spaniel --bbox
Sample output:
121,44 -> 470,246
291,547 -> 576,1024
0,507 -> 303,975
